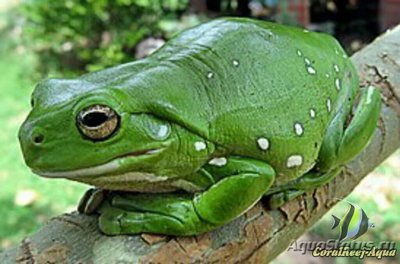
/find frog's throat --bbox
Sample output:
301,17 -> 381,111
33,148 -> 163,179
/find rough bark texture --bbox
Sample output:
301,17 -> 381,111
1,25 -> 400,264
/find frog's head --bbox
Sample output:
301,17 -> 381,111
18,78 -> 179,186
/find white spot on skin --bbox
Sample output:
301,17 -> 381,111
335,78 -> 341,90
307,66 -> 316,75
232,60 -> 239,67
297,50 -> 302,56
325,73 -> 330,78
334,64 -> 340,73
287,155 -> 303,168
207,72 -> 214,79
327,98 -> 332,112
304,58 -> 311,65
157,125 -> 169,139
208,157 -> 227,167
310,109 -> 316,118
294,123 -> 304,136
194,141 -> 206,151
257,138 -> 270,150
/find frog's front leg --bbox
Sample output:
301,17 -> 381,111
267,86 -> 381,208
98,157 -> 275,236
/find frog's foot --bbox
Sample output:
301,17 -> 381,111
78,188 -> 108,215
98,193 -> 215,236
98,157 -> 275,236
267,87 -> 381,209
267,190 -> 305,209
318,86 -> 381,170
266,168 -> 341,209
335,86 -> 381,165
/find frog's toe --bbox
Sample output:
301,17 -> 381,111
78,188 -> 107,215
110,192 -> 193,213
123,213 -> 186,235
267,189 -> 305,209
98,207 -> 125,235
99,209 -> 187,235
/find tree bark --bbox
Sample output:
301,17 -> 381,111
2,25 -> 400,264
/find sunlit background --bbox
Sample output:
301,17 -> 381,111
0,1 -> 399,263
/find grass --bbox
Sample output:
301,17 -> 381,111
0,38 -> 86,251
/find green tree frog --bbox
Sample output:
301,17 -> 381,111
19,18 -> 381,236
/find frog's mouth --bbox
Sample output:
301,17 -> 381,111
33,148 -> 163,179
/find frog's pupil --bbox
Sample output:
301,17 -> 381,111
82,112 -> 108,128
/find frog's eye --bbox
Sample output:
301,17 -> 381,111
77,105 -> 119,141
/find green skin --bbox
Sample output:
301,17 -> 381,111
19,18 -> 381,236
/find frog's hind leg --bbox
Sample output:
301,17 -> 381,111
318,86 -> 381,170
267,87 -> 381,209
266,168 -> 341,208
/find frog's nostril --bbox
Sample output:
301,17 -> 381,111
32,133 -> 45,145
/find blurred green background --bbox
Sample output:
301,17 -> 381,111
0,0 -> 398,263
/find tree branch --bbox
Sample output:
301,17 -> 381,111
2,25 -> 400,264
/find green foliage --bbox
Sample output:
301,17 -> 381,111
22,0 -> 189,75
0,44 -> 86,251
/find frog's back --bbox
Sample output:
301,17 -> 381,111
119,18 -> 359,182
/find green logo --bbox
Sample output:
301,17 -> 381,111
331,200 -> 374,241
